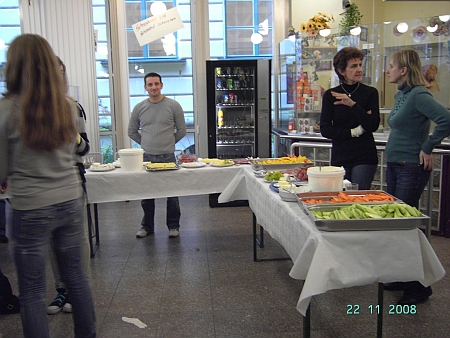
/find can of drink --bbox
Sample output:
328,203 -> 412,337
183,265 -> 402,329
216,79 -> 223,89
229,93 -> 235,104
222,94 -> 229,103
234,79 -> 240,89
216,67 -> 221,75
227,78 -> 233,89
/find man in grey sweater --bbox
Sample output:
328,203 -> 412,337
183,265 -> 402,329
128,72 -> 186,238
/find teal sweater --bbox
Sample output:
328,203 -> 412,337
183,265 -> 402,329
386,83 -> 450,164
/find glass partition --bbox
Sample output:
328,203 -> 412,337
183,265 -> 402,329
276,14 -> 450,134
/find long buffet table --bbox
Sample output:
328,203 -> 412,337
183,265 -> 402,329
84,164 -> 247,203
4,161 -> 446,335
242,165 -> 445,317
83,164 -> 248,256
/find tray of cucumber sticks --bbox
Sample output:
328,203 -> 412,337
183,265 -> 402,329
296,191 -> 429,231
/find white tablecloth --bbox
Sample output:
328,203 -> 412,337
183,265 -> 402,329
243,166 -> 445,316
84,165 -> 248,203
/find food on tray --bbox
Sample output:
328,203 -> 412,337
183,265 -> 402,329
264,170 -> 283,181
295,167 -> 311,180
211,159 -> 234,166
311,203 -> 422,220
304,198 -> 323,204
91,163 -> 114,169
198,158 -> 217,163
177,154 -> 196,163
255,155 -> 312,165
181,162 -> 206,168
304,191 -> 395,204
146,162 -> 177,169
233,158 -> 249,165
277,180 -> 293,188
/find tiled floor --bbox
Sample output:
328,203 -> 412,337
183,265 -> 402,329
1,195 -> 450,337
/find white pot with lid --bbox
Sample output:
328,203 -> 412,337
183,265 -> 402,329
118,148 -> 145,172
307,166 -> 345,192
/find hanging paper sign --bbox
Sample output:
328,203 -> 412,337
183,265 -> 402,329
132,7 -> 184,46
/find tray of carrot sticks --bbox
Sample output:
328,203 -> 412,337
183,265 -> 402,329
296,190 -> 400,208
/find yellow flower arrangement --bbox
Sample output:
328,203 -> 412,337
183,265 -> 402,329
300,12 -> 334,33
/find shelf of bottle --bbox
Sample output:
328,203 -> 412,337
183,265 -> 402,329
216,141 -> 255,145
216,104 -> 255,107
215,88 -> 255,91
218,125 -> 254,129
216,74 -> 254,78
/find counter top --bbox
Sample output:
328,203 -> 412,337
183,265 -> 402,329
272,128 -> 450,150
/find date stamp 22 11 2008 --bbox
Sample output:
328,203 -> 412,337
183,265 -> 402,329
347,304 -> 417,315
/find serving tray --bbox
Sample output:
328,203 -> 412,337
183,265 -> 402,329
296,190 -> 400,207
249,158 -> 311,171
301,203 -> 428,232
145,163 -> 180,171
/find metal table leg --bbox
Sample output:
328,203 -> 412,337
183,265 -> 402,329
87,203 -> 100,258
252,212 -> 290,262
377,283 -> 384,338
303,304 -> 310,338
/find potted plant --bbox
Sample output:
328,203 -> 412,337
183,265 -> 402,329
339,2 -> 363,35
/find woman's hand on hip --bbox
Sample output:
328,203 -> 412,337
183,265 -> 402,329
419,150 -> 433,171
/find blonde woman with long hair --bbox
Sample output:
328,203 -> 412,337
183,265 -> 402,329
383,49 -> 450,306
0,34 -> 96,338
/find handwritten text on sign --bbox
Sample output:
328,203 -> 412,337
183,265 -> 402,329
132,7 -> 185,46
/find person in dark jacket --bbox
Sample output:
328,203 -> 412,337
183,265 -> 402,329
320,47 -> 381,189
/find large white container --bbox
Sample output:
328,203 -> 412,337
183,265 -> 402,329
118,148 -> 144,172
307,166 -> 345,192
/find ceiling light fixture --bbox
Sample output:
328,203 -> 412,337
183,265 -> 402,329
426,25 -> 438,33
438,15 -> 450,22
251,33 -> 263,44
396,22 -> 409,33
319,29 -> 331,37
350,26 -> 361,36
150,1 -> 167,16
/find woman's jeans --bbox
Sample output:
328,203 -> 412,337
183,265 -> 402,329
141,153 -> 181,231
12,198 -> 96,338
343,164 -> 378,190
49,192 -> 90,291
386,162 -> 430,208
386,162 -> 431,297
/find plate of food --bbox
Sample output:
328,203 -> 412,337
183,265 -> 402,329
210,159 -> 234,167
177,154 -> 197,163
89,163 -> 115,172
198,158 -> 218,164
145,162 -> 179,171
233,158 -> 250,165
181,162 -> 207,168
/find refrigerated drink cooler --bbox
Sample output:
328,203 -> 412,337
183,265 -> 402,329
206,59 -> 271,159
206,59 -> 272,207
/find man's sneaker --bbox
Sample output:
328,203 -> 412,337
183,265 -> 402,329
62,298 -> 72,313
47,292 -> 67,315
169,229 -> 179,238
136,227 -> 149,238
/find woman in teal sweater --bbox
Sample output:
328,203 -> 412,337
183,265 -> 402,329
384,49 -> 450,306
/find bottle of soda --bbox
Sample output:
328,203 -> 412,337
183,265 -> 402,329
218,109 -> 224,127
288,114 -> 295,133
